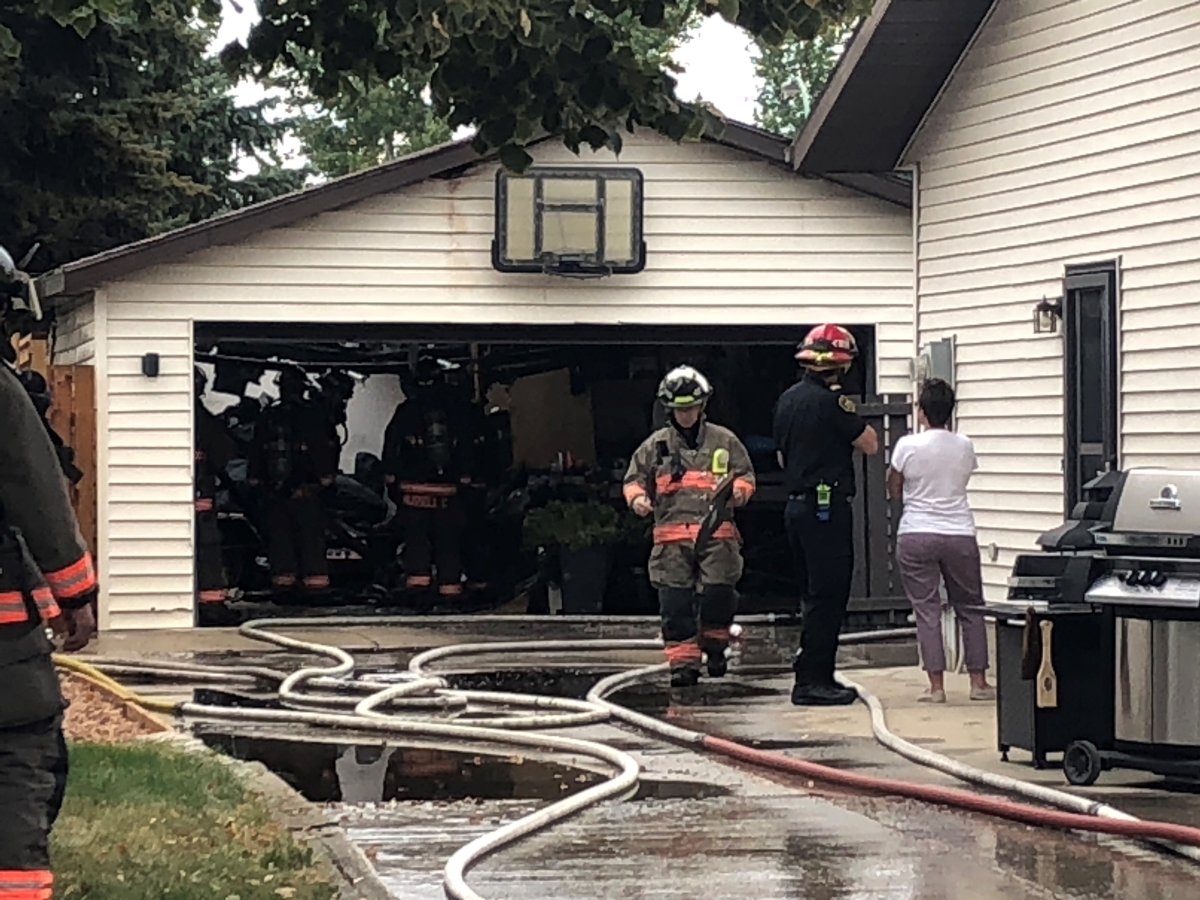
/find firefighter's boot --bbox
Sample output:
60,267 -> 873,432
670,665 -> 701,689
705,647 -> 728,679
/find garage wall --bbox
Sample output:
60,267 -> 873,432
51,295 -> 96,365
96,129 -> 913,630
906,0 -> 1200,600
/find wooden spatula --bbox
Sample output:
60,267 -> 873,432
1036,620 -> 1058,709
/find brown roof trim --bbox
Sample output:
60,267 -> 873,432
789,0 -> 893,172
39,137 -> 490,297
710,120 -> 790,164
39,121 -> 907,298
790,0 -> 996,174
714,121 -> 911,207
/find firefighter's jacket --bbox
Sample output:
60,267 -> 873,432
623,420 -> 756,545
195,404 -> 236,513
248,400 -> 339,493
0,362 -> 98,727
382,384 -> 478,496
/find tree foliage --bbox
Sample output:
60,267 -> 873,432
1,1 -> 302,270
220,0 -> 875,170
275,1 -> 703,180
272,55 -> 453,181
20,1 -> 875,177
754,21 -> 855,138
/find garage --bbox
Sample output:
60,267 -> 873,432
193,321 -> 898,624
36,123 -> 914,630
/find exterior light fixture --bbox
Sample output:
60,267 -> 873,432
1033,296 -> 1063,334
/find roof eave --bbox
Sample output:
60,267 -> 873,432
38,138 -> 486,298
789,0 -> 996,175
789,0 -> 895,173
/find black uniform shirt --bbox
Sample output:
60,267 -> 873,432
772,374 -> 867,496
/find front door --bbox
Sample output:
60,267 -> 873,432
1063,262 -> 1119,514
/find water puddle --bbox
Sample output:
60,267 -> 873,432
194,729 -> 730,804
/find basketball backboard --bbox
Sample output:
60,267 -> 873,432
492,166 -> 646,277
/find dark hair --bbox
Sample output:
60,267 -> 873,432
919,378 -> 956,428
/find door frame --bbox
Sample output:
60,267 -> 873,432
1062,259 -> 1120,514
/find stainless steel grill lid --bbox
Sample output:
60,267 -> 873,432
1112,468 -> 1200,537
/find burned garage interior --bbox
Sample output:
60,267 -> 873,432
191,322 -> 901,625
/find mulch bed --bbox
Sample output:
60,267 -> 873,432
60,671 -> 169,743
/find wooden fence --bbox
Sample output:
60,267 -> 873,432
46,365 -> 98,560
848,395 -> 911,618
17,338 -> 98,560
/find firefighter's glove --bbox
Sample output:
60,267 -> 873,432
60,599 -> 97,652
631,496 -> 653,518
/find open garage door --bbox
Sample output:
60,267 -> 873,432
191,323 -> 909,626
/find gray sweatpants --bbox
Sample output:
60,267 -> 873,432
895,533 -> 989,674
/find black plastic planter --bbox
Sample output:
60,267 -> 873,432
559,545 -> 610,614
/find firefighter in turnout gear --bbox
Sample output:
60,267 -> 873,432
773,324 -> 880,707
248,367 -> 340,601
624,366 -> 756,688
382,354 -> 475,602
1,244 -> 99,900
194,367 -> 237,619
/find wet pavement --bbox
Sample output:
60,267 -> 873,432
83,619 -> 1200,898
338,793 -> 1198,900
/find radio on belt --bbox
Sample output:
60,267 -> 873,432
990,467 -> 1200,786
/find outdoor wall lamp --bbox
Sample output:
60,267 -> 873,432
1033,296 -> 1063,334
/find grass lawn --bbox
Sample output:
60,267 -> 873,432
52,742 -> 339,900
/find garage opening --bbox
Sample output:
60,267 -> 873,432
192,323 -> 901,626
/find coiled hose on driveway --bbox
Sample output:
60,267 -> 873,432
57,616 -> 1200,899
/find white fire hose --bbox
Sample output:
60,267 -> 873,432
66,616 -> 1200,900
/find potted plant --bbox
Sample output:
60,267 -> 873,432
523,500 -> 622,614
607,510 -> 655,615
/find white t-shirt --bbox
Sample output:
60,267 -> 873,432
891,429 -> 978,537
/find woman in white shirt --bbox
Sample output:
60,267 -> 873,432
887,379 -> 993,704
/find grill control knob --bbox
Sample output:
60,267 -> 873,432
1124,570 -> 1140,586
1151,572 -> 1169,588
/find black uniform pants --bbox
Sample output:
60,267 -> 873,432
263,490 -> 328,592
401,494 -> 465,597
786,494 -> 855,687
0,714 -> 67,897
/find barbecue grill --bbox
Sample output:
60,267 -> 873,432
992,468 -> 1200,786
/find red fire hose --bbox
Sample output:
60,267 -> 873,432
702,734 -> 1200,848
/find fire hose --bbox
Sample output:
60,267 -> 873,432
57,618 -> 1200,900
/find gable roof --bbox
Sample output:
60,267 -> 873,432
790,0 -> 996,174
38,120 -> 909,299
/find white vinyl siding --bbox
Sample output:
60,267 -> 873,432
907,0 -> 1200,599
95,130 -> 912,629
